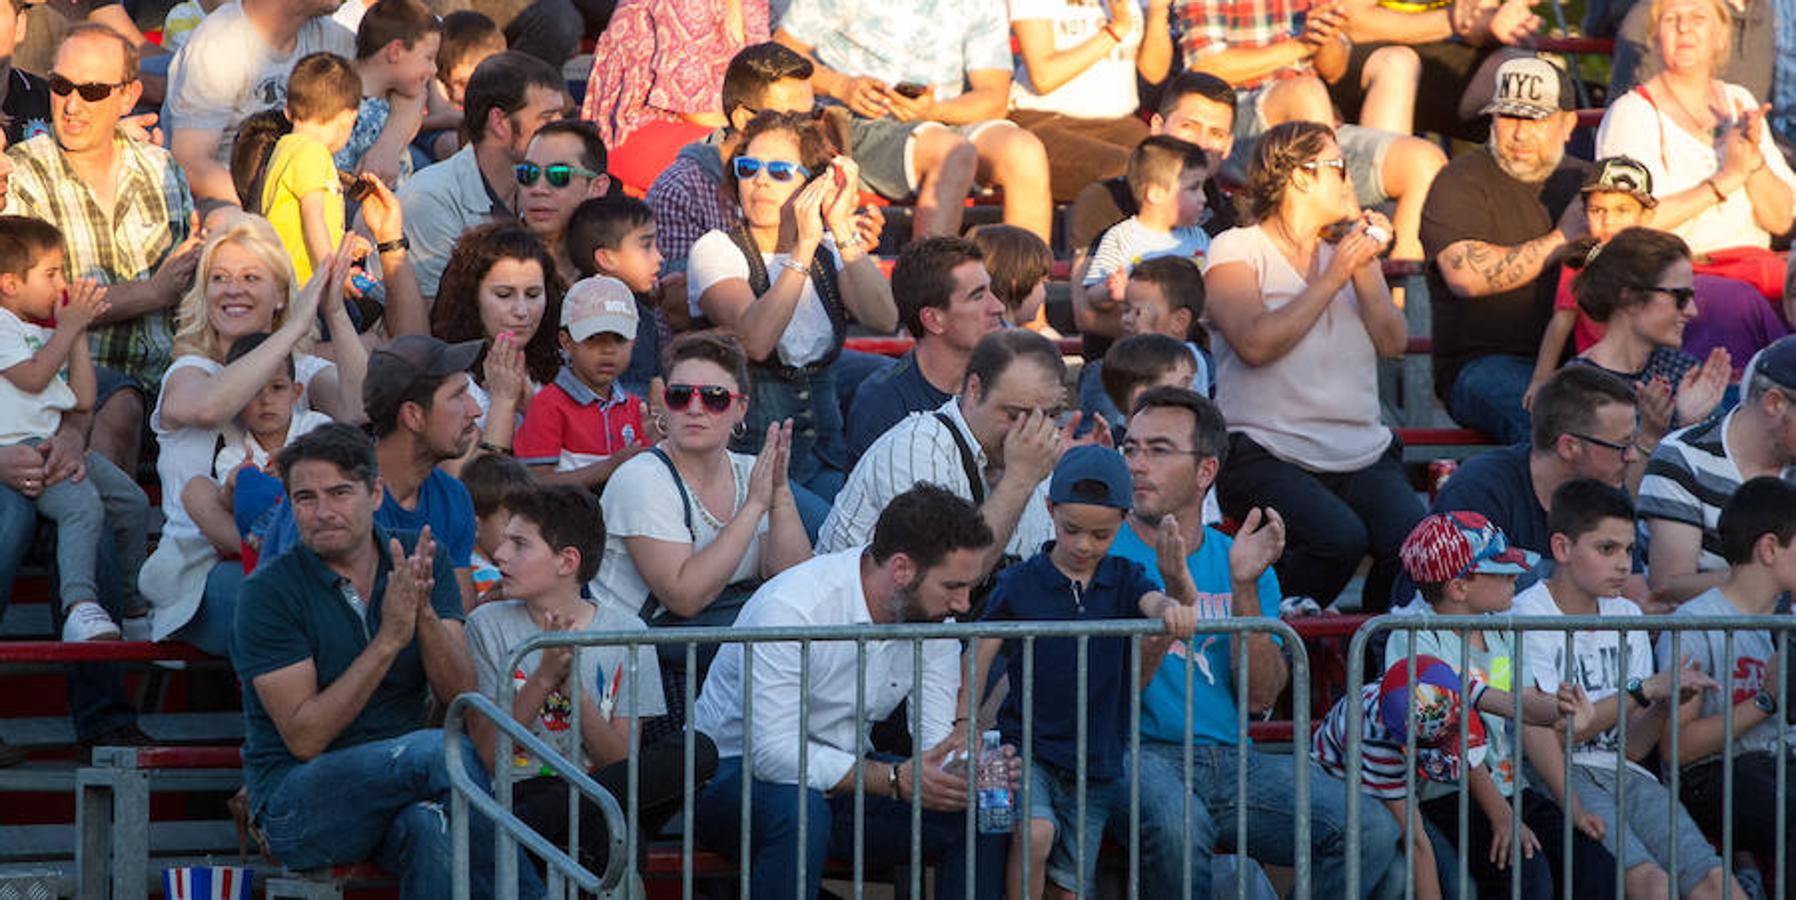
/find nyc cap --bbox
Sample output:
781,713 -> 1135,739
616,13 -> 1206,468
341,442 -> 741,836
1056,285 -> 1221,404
1048,445 -> 1133,510
1582,155 -> 1658,208
1481,55 -> 1576,120
562,275 -> 639,342
1400,511 -> 1539,584
1377,655 -> 1488,783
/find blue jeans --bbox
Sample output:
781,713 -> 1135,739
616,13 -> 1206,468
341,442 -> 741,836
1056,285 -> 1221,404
256,730 -> 543,900
1115,742 -> 1219,897
692,755 -> 1006,900
1140,741 -> 1407,900
171,561 -> 244,658
0,485 -> 137,741
734,365 -> 848,499
1445,355 -> 1534,447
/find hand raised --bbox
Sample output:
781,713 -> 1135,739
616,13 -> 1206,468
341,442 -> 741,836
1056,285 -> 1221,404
1673,346 -> 1730,426
1001,408 -> 1062,487
379,527 -> 436,648
484,330 -> 529,405
58,279 -> 111,331
1227,507 -> 1286,581
1153,515 -> 1198,600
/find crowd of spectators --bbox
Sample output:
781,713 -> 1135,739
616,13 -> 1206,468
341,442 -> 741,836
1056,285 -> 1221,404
0,0 -> 1794,892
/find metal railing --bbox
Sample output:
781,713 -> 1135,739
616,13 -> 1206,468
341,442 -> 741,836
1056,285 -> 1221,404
444,617 -> 1311,900
1342,613 -> 1794,899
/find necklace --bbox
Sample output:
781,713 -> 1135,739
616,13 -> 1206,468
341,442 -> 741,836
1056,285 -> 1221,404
1658,76 -> 1721,142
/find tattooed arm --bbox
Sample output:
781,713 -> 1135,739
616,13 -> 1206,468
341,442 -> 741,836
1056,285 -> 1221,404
1434,229 -> 1569,298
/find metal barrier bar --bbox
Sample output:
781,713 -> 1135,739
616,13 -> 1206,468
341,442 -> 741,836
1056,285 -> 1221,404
459,617 -> 1306,897
1343,613 -> 1796,900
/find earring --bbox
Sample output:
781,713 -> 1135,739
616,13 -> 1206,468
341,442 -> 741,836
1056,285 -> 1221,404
732,420 -> 747,439
651,413 -> 669,436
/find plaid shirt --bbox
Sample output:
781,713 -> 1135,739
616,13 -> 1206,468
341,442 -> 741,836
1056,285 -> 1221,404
1174,0 -> 1315,90
3,131 -> 195,390
645,149 -> 735,270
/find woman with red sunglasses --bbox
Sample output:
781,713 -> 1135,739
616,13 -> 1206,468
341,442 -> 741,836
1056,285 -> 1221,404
685,110 -> 898,534
594,332 -> 812,732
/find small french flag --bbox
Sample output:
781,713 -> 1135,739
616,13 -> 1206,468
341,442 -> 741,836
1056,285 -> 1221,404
162,865 -> 254,900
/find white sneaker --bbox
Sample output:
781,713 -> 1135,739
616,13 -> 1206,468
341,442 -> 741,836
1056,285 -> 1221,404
62,602 -> 122,642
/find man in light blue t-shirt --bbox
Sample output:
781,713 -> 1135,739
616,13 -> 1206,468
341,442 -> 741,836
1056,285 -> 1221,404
1112,387 -> 1405,898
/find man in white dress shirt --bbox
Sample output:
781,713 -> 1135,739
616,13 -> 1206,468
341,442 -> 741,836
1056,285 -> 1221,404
691,483 -> 1007,900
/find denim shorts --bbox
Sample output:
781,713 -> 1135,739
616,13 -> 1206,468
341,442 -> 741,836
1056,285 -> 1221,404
1224,84 -> 1398,210
1024,759 -> 1121,892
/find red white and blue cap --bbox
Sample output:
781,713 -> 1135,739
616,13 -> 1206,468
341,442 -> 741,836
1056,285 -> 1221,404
1378,655 -> 1487,782
1399,511 -> 1538,585
162,866 -> 254,900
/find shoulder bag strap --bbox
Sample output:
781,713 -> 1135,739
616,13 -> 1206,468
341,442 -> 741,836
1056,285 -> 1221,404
934,411 -> 985,506
636,447 -> 698,622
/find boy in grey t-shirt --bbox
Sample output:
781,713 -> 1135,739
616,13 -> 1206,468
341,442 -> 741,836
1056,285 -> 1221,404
1659,476 -> 1796,874
467,484 -> 714,874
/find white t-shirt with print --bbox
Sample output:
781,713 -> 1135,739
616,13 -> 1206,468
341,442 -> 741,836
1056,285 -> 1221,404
0,308 -> 76,444
1007,0 -> 1144,119
687,231 -> 840,367
1511,582 -> 1657,778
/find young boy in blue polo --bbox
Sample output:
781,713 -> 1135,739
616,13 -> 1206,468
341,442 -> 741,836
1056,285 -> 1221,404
972,444 -> 1200,900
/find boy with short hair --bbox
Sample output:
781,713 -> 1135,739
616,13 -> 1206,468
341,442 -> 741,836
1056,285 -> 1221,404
458,450 -> 533,600
0,216 -> 149,641
567,196 -> 669,397
436,10 -> 504,109
262,53 -> 364,284
1081,136 -> 1211,316
468,484 -> 710,876
1100,334 -> 1199,429
972,445 -> 1200,899
514,276 -> 651,489
339,0 -> 446,182
1660,476 -> 1796,881
1387,512 -> 1582,897
1513,478 -> 1725,899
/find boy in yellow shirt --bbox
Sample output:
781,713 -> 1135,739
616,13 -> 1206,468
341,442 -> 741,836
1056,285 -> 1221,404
261,53 -> 363,284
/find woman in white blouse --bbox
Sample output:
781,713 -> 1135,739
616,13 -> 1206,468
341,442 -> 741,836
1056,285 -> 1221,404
1203,121 -> 1416,612
1595,0 -> 1795,257
687,110 -> 897,514
141,213 -> 368,654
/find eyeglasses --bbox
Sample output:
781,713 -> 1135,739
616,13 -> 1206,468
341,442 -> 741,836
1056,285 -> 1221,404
515,162 -> 600,188
1569,431 -> 1638,455
1628,284 -> 1696,311
664,383 -> 746,414
47,74 -> 131,102
1119,441 -> 1205,462
1302,157 -> 1347,176
732,156 -> 810,183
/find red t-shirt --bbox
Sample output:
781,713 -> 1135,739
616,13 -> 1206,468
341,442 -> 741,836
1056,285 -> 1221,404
1553,265 -> 1606,352
515,370 -> 650,470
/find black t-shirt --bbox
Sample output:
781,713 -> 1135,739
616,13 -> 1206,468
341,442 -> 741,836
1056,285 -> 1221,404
1066,176 -> 1237,361
1420,149 -> 1590,399
2,69 -> 53,146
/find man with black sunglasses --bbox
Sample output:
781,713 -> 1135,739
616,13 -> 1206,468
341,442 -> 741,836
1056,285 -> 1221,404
4,23 -> 201,479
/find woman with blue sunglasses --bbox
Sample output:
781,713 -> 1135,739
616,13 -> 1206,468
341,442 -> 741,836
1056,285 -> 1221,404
686,110 -> 898,530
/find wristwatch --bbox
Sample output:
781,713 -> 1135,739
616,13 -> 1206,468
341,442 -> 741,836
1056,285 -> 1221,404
376,236 -> 410,254
1755,688 -> 1778,715
1626,677 -> 1651,708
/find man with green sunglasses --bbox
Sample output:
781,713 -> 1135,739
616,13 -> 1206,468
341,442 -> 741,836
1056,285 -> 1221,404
515,120 -> 611,286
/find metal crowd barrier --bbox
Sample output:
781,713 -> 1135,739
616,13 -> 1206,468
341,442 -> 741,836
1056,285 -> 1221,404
1342,613 -> 1794,900
443,617 -> 1311,900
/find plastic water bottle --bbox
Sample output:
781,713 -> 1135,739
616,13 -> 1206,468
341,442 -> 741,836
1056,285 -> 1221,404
976,730 -> 1014,834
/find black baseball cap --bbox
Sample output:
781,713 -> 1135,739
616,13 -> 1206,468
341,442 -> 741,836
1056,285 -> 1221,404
363,334 -> 483,428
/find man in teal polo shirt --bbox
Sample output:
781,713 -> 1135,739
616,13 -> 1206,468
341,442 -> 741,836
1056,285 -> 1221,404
231,423 -> 541,899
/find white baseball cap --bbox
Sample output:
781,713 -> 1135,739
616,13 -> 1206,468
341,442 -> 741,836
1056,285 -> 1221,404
561,275 -> 639,342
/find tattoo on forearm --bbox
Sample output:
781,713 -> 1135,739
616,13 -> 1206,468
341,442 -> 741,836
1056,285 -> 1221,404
1442,236 -> 1552,294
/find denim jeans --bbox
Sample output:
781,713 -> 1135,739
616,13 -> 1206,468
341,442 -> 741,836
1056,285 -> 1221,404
1119,739 -> 1219,897
256,730 -> 543,900
1215,432 -> 1424,611
171,561 -> 244,659
1139,741 -> 1407,900
0,485 -> 137,741
692,755 -> 1006,900
1445,355 -> 1535,447
734,364 -> 848,500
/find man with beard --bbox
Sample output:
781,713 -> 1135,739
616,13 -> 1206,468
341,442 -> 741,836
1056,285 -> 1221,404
691,483 -> 1008,900
1113,387 -> 1407,897
255,335 -> 486,612
233,422 -> 541,898
1421,55 -> 1591,446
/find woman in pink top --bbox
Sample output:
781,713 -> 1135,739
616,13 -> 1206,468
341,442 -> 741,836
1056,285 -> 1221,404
580,0 -> 771,149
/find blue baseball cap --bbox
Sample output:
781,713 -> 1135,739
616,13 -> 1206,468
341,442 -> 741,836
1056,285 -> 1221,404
1048,445 -> 1133,510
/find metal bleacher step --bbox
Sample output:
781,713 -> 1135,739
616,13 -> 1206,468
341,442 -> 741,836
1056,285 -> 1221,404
0,711 -> 241,749
0,820 -> 241,863
0,759 -> 243,795
0,852 -> 271,897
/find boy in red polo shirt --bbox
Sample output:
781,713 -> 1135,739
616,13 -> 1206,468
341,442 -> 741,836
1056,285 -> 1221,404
516,275 -> 652,489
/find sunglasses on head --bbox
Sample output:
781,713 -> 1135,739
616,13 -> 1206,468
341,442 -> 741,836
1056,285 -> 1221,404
664,383 -> 746,413
47,74 -> 130,102
732,156 -> 810,183
515,162 -> 600,188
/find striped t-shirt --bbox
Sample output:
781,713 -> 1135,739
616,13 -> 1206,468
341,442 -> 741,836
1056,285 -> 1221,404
1637,411 -> 1796,573
1311,683 -> 1489,801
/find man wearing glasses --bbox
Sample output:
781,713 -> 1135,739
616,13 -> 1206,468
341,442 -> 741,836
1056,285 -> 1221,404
1639,336 -> 1796,608
4,23 -> 200,483
514,120 -> 611,286
1421,54 -> 1593,446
